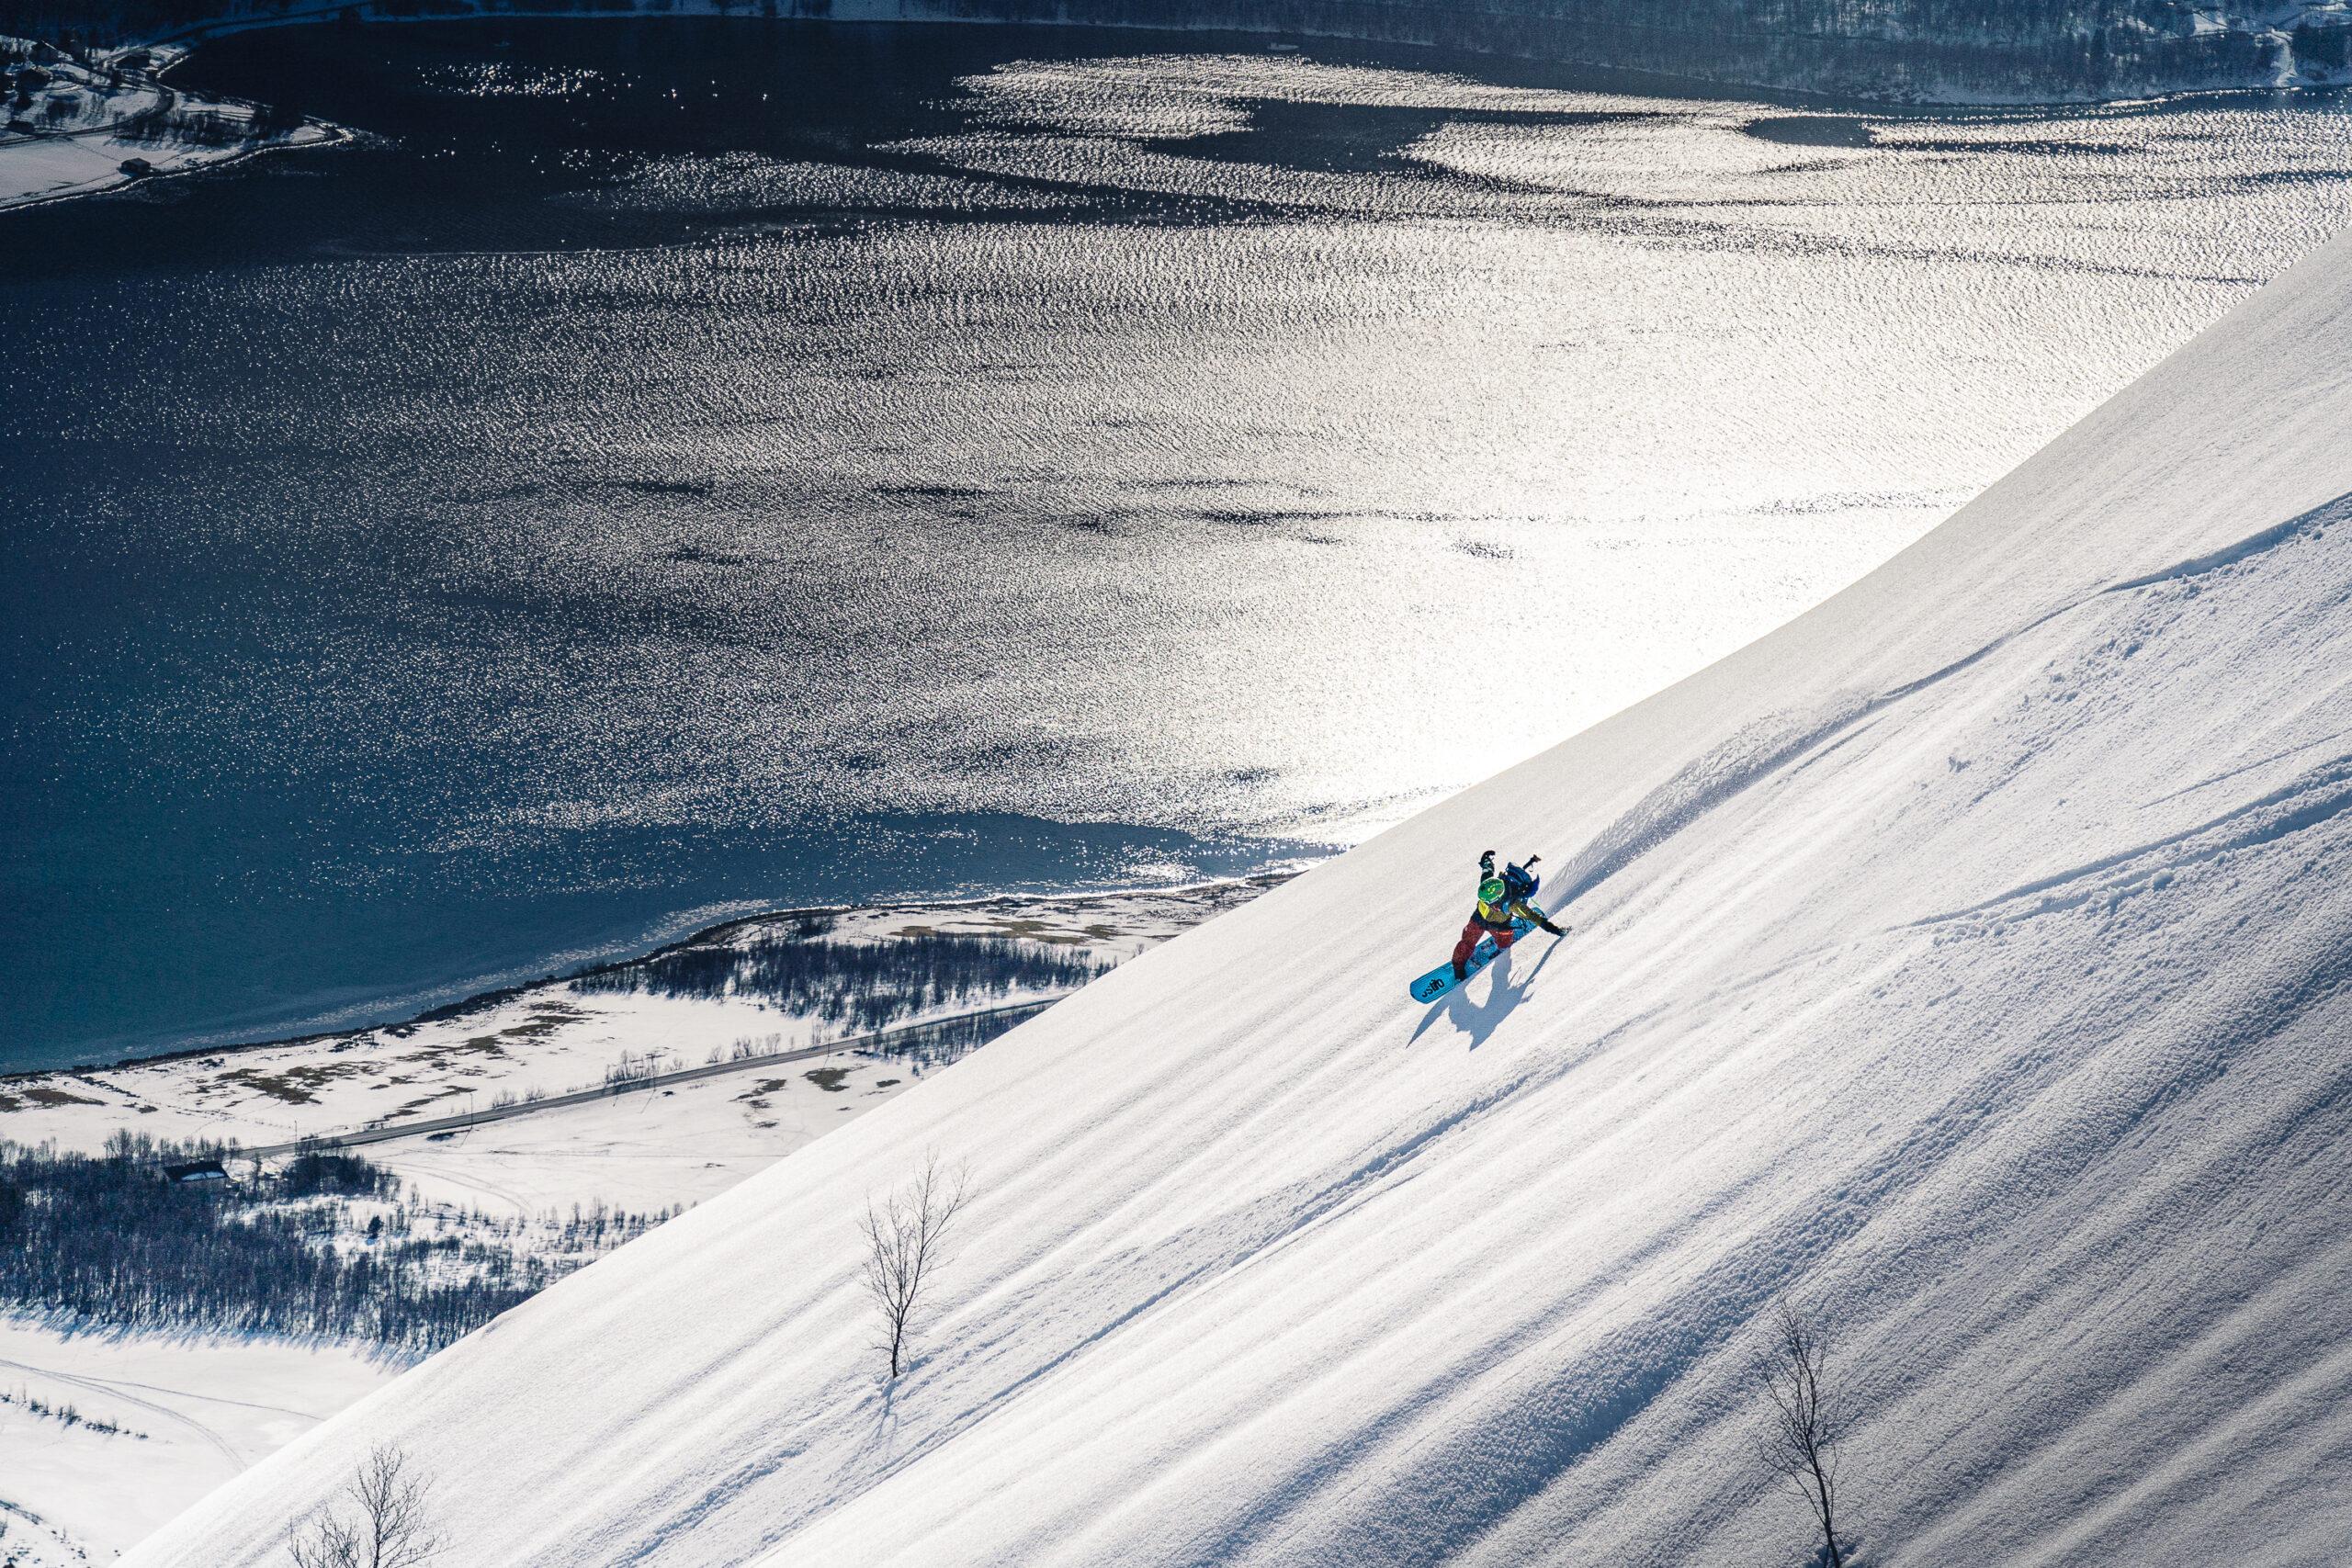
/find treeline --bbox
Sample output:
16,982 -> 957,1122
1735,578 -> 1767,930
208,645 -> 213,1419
577,931 -> 1108,1032
119,91 -> 304,141
863,1002 -> 1048,1071
0,1134 -> 671,1349
6,34 -> 302,143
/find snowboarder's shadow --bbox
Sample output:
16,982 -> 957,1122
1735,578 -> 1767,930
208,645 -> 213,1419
1412,933 -> 1562,1050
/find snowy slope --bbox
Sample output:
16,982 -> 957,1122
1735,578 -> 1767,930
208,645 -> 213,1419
130,227 -> 2352,1567
0,1318 -> 396,1568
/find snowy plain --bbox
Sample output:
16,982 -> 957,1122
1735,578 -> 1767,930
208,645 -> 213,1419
0,881 -> 1270,1168
0,1319 -> 392,1567
0,40 -> 334,211
125,201 -> 2352,1568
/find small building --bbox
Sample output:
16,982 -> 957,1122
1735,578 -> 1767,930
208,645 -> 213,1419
161,1159 -> 231,1189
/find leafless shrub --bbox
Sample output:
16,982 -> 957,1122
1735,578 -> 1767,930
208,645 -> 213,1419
1758,1300 -> 1849,1568
286,1443 -> 443,1568
861,1153 -> 969,1379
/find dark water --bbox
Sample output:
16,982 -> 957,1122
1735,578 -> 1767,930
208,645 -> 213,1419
4,21 -> 1329,1069
6,21 -> 2349,1070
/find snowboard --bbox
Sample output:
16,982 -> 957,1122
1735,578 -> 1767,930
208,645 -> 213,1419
1410,906 -> 1555,1003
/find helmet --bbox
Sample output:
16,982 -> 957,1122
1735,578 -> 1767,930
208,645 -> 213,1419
1478,876 -> 1509,906
1505,863 -> 1540,897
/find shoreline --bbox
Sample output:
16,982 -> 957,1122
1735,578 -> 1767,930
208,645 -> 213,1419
140,6 -> 2352,111
130,4 -> 1954,113
1,866 -> 1307,1086
0,106 -> 345,213
4,0 -> 2343,214
0,9 -> 2337,225
0,33 -> 344,212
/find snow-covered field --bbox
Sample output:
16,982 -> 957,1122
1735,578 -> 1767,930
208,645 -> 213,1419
0,879 -> 1281,1566
372,1046 -> 933,1216
0,39 -> 333,211
119,216 -> 2352,1566
5,987 -> 795,1156
0,1318 -> 395,1567
0,879 -> 1283,1163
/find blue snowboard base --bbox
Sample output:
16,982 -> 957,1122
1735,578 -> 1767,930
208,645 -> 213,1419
1410,908 -> 1555,1003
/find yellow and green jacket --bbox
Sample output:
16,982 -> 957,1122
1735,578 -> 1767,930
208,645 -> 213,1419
1472,851 -> 1561,932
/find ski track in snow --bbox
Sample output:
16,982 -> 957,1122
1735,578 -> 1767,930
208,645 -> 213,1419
1560,487 -> 2352,931
0,1354 -> 247,1465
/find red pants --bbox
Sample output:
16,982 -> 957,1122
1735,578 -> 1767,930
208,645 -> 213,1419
1453,919 -> 1517,974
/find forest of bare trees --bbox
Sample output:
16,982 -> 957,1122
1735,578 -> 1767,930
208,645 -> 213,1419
574,930 -> 1108,1032
0,1134 -> 672,1348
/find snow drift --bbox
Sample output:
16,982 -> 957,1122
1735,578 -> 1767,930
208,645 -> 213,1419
130,226 -> 2352,1566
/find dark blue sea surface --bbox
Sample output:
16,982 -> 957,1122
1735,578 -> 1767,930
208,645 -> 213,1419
6,20 -> 2350,1068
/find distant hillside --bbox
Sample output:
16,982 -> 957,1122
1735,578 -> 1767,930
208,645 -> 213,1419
6,0 -> 2350,103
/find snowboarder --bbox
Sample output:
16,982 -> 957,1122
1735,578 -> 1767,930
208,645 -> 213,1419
1452,850 -> 1565,981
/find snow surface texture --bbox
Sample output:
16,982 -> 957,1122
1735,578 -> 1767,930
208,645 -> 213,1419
0,1317 -> 394,1568
131,228 -> 2352,1565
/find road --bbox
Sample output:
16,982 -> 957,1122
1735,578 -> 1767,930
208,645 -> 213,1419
241,998 -> 1058,1160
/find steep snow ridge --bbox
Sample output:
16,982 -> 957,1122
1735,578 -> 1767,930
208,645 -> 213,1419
130,228 -> 2352,1566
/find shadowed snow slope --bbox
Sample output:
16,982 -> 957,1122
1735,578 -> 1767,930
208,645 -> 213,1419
131,228 -> 2352,1568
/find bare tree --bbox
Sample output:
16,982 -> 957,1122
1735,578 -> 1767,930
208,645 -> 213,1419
286,1443 -> 442,1568
861,1153 -> 970,1379
1757,1301 -> 1848,1568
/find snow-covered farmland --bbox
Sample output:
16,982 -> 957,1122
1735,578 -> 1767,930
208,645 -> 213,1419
0,878 -> 1287,1163
0,38 -> 333,211
372,1051 -> 919,1216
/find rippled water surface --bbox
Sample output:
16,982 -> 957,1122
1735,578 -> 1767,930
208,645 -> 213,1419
6,21 -> 2350,1066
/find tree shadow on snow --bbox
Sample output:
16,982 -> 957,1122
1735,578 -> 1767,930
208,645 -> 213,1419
1409,933 -> 1563,1051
